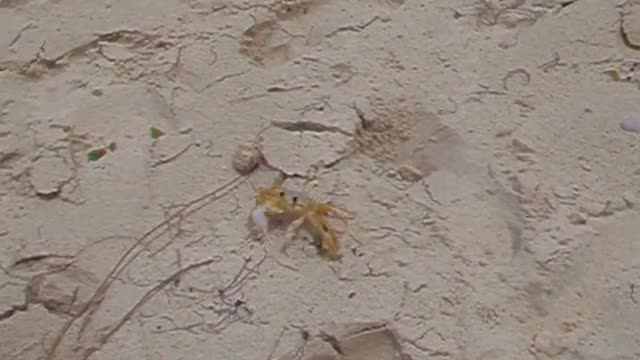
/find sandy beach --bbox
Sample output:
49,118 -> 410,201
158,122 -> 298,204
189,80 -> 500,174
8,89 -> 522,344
1,0 -> 640,359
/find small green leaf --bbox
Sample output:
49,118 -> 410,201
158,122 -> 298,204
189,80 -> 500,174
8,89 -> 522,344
150,127 -> 165,139
603,69 -> 621,81
107,141 -> 117,152
88,148 -> 107,161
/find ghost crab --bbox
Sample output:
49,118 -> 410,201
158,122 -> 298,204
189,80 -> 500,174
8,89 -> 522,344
249,185 -> 351,261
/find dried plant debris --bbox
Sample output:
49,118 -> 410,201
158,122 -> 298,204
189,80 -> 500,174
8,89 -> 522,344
87,141 -> 117,162
150,127 -> 166,139
603,61 -> 640,85
87,148 -> 108,162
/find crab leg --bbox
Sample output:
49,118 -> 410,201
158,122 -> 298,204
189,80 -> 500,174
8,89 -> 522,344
305,212 -> 342,260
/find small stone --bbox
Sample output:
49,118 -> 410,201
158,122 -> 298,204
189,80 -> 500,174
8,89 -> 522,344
511,138 -> 535,153
577,156 -> 591,172
622,192 -> 636,208
495,128 -> 514,137
179,127 -> 192,134
397,164 -> 423,182
553,185 -> 575,199
567,212 -> 587,225
579,199 -> 614,217
620,115 -> 640,133
531,330 -> 566,357
231,141 -> 262,175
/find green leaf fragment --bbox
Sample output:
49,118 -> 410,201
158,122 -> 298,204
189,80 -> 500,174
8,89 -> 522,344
107,142 -> 117,152
150,127 -> 165,139
603,69 -> 621,81
88,148 -> 107,161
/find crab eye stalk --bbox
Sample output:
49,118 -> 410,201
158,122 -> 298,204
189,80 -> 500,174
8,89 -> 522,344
292,196 -> 298,204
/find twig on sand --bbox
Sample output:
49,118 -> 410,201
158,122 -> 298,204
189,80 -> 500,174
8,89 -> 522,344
150,252 -> 268,336
95,258 -> 218,351
45,175 -> 247,360
201,253 -> 268,333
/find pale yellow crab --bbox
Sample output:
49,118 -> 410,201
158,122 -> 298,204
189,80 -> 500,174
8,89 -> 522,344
249,185 -> 350,261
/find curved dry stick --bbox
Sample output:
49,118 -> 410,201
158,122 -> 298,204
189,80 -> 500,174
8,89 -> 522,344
83,258 -> 219,360
502,68 -> 530,91
46,175 -> 246,360
77,176 -> 245,334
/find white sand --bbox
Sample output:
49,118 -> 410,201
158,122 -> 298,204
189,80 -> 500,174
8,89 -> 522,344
1,0 -> 640,359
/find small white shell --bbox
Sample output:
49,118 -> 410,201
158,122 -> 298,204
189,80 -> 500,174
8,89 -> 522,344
621,115 -> 640,133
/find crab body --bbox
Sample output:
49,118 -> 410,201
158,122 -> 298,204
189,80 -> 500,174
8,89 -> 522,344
249,185 -> 349,260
